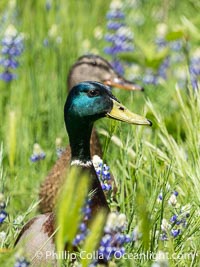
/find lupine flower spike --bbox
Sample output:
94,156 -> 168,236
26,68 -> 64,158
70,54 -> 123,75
95,212 -> 131,264
189,49 -> 200,91
73,198 -> 132,265
143,23 -> 184,86
92,155 -> 112,192
104,0 -> 134,75
30,143 -> 46,162
55,137 -> 65,158
0,25 -> 24,82
14,255 -> 30,267
72,199 -> 91,246
160,190 -> 190,241
0,193 -> 7,224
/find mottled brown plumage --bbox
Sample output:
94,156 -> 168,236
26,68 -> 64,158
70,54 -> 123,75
39,54 -> 143,213
15,213 -> 57,267
15,81 -> 151,266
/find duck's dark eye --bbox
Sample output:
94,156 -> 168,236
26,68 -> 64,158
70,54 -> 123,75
87,90 -> 100,97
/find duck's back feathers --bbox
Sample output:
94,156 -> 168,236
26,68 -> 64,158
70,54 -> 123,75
15,213 -> 56,266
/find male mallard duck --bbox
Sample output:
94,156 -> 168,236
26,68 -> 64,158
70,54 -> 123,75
16,82 -> 151,266
39,54 -> 144,213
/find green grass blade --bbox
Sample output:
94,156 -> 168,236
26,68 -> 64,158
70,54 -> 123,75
56,166 -> 89,266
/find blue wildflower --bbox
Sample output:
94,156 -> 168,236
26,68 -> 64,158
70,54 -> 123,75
43,38 -> 49,47
107,21 -> 125,31
56,148 -> 65,158
30,143 -> 46,162
73,197 -> 132,265
0,210 -> 7,224
143,71 -> 158,85
170,215 -> 177,223
171,229 -> 181,238
72,199 -> 91,246
73,233 -> 86,247
173,191 -> 178,197
169,40 -> 182,51
155,37 -> 167,49
0,193 -> 7,224
0,25 -> 24,82
14,256 -> 30,267
157,57 -> 170,80
143,50 -> 170,85
94,212 -> 131,264
106,10 -> 125,20
55,138 -> 65,158
189,51 -> 200,90
160,191 -> 191,241
160,232 -> 168,241
143,22 -> 186,85
45,0 -> 52,11
104,2 -> 134,75
93,155 -> 112,192
82,201 -> 92,221
0,71 -> 16,82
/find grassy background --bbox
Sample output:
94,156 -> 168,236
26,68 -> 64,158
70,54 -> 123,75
0,0 -> 199,266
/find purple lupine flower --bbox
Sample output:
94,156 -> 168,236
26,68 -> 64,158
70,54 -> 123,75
0,210 -> 7,224
143,71 -> 158,85
0,193 -> 7,224
189,51 -> 200,90
169,40 -> 182,51
14,256 -> 30,267
72,199 -> 91,246
93,213 -> 132,264
143,22 -> 186,86
55,138 -> 65,158
173,191 -> 178,197
171,229 -> 181,238
104,2 -> 134,75
106,10 -> 125,20
158,57 -> 170,80
92,155 -> 112,192
43,38 -> 49,47
160,232 -> 168,241
160,211 -> 188,240
0,25 -> 24,82
107,21 -> 125,31
160,192 -> 191,241
170,215 -> 177,223
143,47 -> 170,85
111,60 -> 125,75
45,0 -> 52,11
0,71 -> 16,82
155,37 -> 167,49
30,143 -> 46,162
73,198 -> 132,265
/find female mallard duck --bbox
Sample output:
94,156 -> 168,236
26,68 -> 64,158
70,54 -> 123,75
39,54 -> 144,213
16,81 -> 151,266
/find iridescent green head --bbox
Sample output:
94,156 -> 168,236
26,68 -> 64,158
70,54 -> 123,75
64,81 -> 151,128
64,81 -> 151,161
64,81 -> 116,125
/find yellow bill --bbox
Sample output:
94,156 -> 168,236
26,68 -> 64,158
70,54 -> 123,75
106,99 -> 152,126
104,77 -> 144,91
